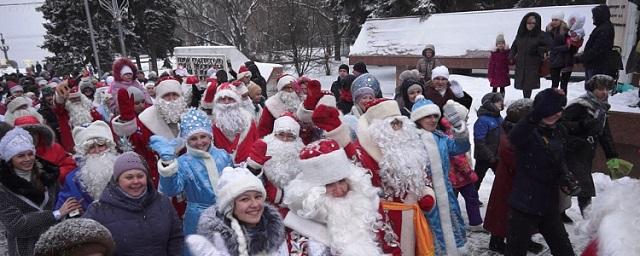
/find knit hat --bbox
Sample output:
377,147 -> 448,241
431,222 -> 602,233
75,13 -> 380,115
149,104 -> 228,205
0,127 -> 35,161
338,64 -> 349,72
410,95 -> 441,121
297,139 -> 352,187
277,75 -> 296,91
431,66 -> 449,80
532,88 -> 566,120
155,79 -> 182,98
584,74 -> 615,92
552,11 -> 565,20
6,96 -> 31,114
353,87 -> 375,103
351,73 -> 381,98
34,218 -> 114,256
363,98 -> 401,123
215,166 -> 266,214
72,120 -> 115,151
505,98 -> 533,123
399,69 -> 421,82
120,65 -> 133,77
214,82 -> 241,103
112,152 -> 148,181
496,33 -> 506,45
273,115 -> 300,135
180,108 -> 212,139
353,62 -> 368,74
238,65 -> 252,80
127,86 -> 145,102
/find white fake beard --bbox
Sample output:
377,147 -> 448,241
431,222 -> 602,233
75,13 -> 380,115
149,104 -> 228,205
65,95 -> 94,128
213,102 -> 249,139
262,135 -> 304,188
156,97 -> 187,124
77,151 -> 118,200
369,116 -> 431,198
241,98 -> 255,114
277,91 -> 301,112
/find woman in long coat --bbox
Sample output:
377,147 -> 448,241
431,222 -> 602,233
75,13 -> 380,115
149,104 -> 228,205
510,12 -> 547,98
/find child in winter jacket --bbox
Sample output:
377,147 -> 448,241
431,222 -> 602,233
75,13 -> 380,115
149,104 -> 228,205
487,34 -> 511,97
473,92 -> 504,191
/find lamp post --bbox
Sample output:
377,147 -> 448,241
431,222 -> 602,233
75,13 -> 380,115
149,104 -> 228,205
100,0 -> 128,57
0,33 -> 10,62
83,0 -> 102,76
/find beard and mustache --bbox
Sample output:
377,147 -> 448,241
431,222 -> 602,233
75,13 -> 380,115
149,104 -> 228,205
277,91 -> 301,112
77,151 -> 118,200
65,95 -> 94,128
262,135 -> 304,188
213,101 -> 249,140
369,116 -> 431,199
156,97 -> 187,124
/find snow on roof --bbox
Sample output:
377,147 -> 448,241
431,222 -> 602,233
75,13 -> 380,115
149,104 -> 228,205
350,5 -> 597,57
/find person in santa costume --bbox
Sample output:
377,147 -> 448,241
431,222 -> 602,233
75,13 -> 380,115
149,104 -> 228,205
257,75 -> 302,137
55,120 -> 118,211
210,82 -> 259,164
4,96 -> 45,129
53,81 -> 103,152
152,108 -> 233,236
111,77 -> 188,185
411,96 -> 471,255
108,58 -> 152,113
9,111 -> 77,184
311,99 -> 436,256
283,139 -> 384,256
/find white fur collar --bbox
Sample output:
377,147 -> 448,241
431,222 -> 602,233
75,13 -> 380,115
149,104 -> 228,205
138,106 -> 177,138
264,96 -> 286,118
355,116 -> 382,162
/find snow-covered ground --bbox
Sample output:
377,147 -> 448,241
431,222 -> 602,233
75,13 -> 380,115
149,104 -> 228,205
290,61 -> 639,255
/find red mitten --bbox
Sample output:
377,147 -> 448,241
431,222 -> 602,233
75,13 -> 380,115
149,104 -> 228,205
117,88 -> 136,121
303,80 -> 323,110
418,195 -> 435,212
248,139 -> 271,166
312,104 -> 341,132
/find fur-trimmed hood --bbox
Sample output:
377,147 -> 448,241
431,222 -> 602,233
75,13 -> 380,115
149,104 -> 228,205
22,123 -> 55,148
112,58 -> 138,82
0,159 -> 58,205
197,203 -> 285,256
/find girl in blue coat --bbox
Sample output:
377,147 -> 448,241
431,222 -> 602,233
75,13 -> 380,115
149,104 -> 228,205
411,96 -> 470,255
151,108 -> 233,236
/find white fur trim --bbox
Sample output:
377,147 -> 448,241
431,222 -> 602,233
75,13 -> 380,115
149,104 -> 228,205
277,75 -> 296,91
214,87 -> 241,103
410,104 -> 441,122
155,79 -> 182,98
273,116 -> 300,135
324,122 -> 351,148
355,116 -> 382,162
317,95 -> 336,108
298,148 -> 352,186
283,212 -> 331,246
264,97 -> 287,119
111,115 -> 138,137
72,120 -> 114,146
364,100 -> 401,124
138,106 -> 178,138
296,103 -> 313,123
157,159 -> 178,177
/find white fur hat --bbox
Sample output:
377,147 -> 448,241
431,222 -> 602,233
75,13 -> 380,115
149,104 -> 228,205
215,167 -> 266,214
431,66 -> 449,80
6,97 -> 31,114
72,120 -> 115,151
155,79 -> 182,98
552,11 -> 565,20
273,115 -> 300,135
276,75 -> 296,91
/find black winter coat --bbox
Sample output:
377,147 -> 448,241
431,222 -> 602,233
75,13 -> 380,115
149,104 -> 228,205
510,12 -> 547,91
84,180 -> 184,256
546,22 -> 572,69
582,6 -> 615,71
508,117 -> 567,216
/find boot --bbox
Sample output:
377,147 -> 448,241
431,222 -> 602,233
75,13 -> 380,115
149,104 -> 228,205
527,239 -> 544,254
561,211 -> 573,224
489,235 -> 505,254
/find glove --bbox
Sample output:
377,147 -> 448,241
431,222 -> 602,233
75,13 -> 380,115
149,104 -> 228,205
442,100 -> 467,130
190,84 -> 203,108
186,234 -> 231,256
312,104 -> 341,132
303,80 -> 323,110
248,139 -> 271,166
449,80 -> 464,98
607,158 -> 634,179
418,195 -> 435,212
149,135 -> 182,162
117,88 -> 136,121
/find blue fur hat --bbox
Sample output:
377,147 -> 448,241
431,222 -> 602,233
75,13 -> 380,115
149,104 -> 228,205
410,95 -> 441,122
179,108 -> 212,139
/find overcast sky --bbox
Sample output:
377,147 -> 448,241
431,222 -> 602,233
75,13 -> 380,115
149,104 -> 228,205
0,1 -> 51,67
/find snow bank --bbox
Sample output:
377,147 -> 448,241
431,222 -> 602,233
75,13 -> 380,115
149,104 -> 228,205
351,5 -> 596,57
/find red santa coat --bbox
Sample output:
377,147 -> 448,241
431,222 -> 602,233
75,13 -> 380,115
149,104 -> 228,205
38,143 -> 77,184
257,95 -> 316,143
54,103 -> 103,152
212,111 -> 258,164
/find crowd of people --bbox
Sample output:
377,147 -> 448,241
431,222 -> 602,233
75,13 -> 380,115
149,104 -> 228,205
0,4 -> 636,256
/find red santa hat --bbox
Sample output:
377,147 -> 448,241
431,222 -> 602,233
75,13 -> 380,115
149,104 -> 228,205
232,80 -> 249,96
6,96 -> 31,114
237,65 -> 252,80
276,75 -> 296,91
155,79 -> 182,98
68,85 -> 82,99
185,75 -> 199,85
201,80 -> 218,110
214,82 -> 241,103
13,115 -> 41,126
296,139 -> 353,187
363,98 -> 401,124
8,81 -> 23,94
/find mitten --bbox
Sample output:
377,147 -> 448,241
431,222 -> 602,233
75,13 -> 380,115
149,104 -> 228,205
312,104 -> 341,132
248,139 -> 271,167
117,88 -> 136,121
186,234 -> 231,256
149,135 -> 181,162
303,80 -> 323,110
449,80 -> 464,98
607,158 -> 634,179
418,195 -> 435,212
442,100 -> 468,131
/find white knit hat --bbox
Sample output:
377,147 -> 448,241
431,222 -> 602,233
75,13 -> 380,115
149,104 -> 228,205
276,75 -> 296,91
552,11 -> 565,20
72,121 -> 115,151
0,127 -> 35,161
155,79 -> 182,98
273,115 -> 300,135
215,167 -> 266,214
431,66 -> 449,80
296,139 -> 352,187
410,95 -> 441,121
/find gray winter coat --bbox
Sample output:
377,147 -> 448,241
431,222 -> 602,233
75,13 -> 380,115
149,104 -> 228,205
416,44 -> 442,81
510,13 -> 547,91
